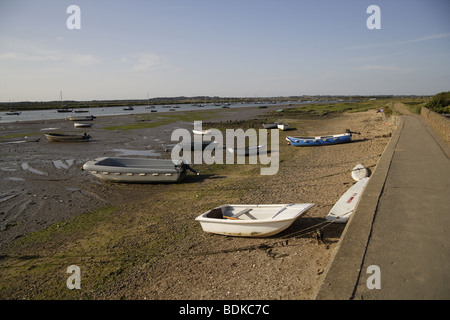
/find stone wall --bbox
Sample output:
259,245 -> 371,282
421,107 -> 450,143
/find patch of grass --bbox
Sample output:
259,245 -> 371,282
102,111 -> 218,131
14,206 -> 120,248
400,98 -> 428,114
279,100 -> 384,118
0,132 -> 41,140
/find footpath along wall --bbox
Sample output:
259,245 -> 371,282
421,106 -> 450,143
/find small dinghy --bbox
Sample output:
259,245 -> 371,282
326,177 -> 369,223
192,129 -> 212,135
263,123 -> 279,129
179,141 -> 219,151
67,115 -> 95,121
195,203 -> 315,237
286,129 -> 353,146
351,164 -> 369,181
74,122 -> 92,128
82,157 -> 198,183
57,109 -> 72,113
263,123 -> 289,130
226,145 -> 266,156
277,123 -> 290,131
45,133 -> 91,142
5,111 -> 21,115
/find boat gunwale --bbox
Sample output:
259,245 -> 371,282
44,133 -> 91,142
82,157 -> 186,175
286,132 -> 351,141
195,203 -> 315,224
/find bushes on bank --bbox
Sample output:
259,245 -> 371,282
426,92 -> 450,114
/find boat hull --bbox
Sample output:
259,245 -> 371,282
74,122 -> 92,128
68,115 -> 95,121
226,145 -> 266,156
196,204 -> 314,237
286,133 -> 351,146
45,133 -> 91,142
82,157 -> 189,183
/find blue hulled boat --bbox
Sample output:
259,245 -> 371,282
286,130 -> 352,146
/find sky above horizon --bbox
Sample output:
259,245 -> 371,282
1,0 -> 449,102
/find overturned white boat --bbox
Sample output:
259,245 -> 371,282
277,123 -> 290,131
192,129 -> 212,135
74,122 -> 92,128
195,203 -> 315,237
82,157 -> 198,183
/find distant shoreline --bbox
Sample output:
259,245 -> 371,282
0,94 -> 423,112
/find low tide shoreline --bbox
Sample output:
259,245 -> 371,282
0,104 -> 396,299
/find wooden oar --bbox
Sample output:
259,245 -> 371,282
223,208 -> 253,220
223,216 -> 240,220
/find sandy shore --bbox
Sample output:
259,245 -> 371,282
0,105 -> 396,299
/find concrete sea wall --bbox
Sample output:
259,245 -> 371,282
421,106 -> 450,143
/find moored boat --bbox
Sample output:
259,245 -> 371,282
195,203 -> 315,237
82,157 -> 198,183
45,132 -> 91,142
67,115 -> 95,121
5,111 -> 21,115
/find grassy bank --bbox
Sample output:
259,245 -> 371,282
102,110 -> 219,131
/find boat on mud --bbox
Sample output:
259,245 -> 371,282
226,145 -> 266,156
286,130 -> 353,146
195,203 -> 315,237
74,122 -> 93,128
45,133 -> 91,142
82,157 -> 198,183
67,115 -> 95,121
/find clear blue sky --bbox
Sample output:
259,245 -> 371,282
1,0 -> 449,101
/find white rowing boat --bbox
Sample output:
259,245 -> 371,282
195,203 -> 315,237
226,145 -> 266,156
74,122 -> 92,128
192,129 -> 212,135
277,123 -> 290,130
